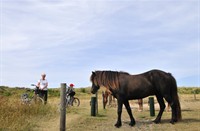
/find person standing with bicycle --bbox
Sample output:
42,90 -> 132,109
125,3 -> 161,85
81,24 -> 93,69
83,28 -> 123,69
37,73 -> 48,104
66,83 -> 75,104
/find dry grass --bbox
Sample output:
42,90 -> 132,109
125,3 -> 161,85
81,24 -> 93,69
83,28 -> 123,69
0,92 -> 200,131
65,94 -> 200,131
0,96 -> 57,130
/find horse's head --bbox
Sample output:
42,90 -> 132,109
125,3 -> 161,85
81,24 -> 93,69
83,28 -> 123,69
90,71 -> 100,94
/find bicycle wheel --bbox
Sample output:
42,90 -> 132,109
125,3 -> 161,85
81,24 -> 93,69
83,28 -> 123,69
21,98 -> 31,105
72,97 -> 80,106
31,96 -> 44,105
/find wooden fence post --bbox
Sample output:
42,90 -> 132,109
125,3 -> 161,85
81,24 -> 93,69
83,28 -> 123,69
91,96 -> 97,116
60,83 -> 66,131
149,97 -> 155,116
193,89 -> 197,100
95,92 -> 98,114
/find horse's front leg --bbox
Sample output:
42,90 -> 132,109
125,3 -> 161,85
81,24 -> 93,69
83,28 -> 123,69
124,100 -> 135,126
115,99 -> 123,128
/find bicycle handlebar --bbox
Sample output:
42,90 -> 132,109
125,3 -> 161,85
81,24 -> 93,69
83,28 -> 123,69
31,84 -> 39,88
31,84 -> 40,93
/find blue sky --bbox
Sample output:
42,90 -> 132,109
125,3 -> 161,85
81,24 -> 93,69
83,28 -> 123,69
0,0 -> 199,88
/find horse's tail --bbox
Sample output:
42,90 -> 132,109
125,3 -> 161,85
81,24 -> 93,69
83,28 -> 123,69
170,74 -> 182,121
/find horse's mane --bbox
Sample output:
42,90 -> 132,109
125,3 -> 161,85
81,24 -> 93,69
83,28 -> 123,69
90,71 -> 129,90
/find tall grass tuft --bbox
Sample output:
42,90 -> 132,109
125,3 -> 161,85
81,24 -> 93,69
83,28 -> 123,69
0,96 -> 57,130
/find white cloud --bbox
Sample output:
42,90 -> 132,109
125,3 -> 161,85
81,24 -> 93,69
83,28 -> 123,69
1,0 -> 199,87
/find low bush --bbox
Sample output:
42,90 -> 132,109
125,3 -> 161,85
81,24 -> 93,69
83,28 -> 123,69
178,87 -> 200,94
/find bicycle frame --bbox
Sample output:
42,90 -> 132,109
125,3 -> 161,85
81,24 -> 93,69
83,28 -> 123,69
65,94 -> 80,107
21,84 -> 44,105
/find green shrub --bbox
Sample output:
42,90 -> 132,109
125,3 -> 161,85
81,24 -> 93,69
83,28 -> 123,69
178,87 -> 200,94
48,88 -> 60,97
3,91 -> 11,96
80,88 -> 86,93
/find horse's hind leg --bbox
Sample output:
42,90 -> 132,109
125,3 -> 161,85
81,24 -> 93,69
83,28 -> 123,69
164,96 -> 177,124
115,99 -> 123,128
124,100 -> 135,126
153,94 -> 166,123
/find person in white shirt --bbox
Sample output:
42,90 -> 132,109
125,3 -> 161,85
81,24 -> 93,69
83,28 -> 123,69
37,73 -> 48,104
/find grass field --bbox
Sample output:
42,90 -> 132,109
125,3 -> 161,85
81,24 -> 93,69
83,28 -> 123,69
65,94 -> 200,131
0,87 -> 200,131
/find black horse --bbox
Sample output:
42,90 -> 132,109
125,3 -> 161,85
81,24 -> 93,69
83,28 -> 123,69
90,69 -> 181,128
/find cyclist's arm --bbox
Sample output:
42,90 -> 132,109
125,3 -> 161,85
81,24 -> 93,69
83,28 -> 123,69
37,80 -> 40,88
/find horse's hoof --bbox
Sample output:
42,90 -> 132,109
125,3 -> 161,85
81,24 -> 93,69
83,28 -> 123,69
114,122 -> 122,128
153,120 -> 160,124
170,118 -> 177,124
170,120 -> 175,124
174,119 -> 177,122
129,120 -> 136,126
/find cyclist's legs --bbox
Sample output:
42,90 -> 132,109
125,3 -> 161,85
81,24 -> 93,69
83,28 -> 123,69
70,96 -> 74,104
39,90 -> 48,104
43,90 -> 48,104
66,95 -> 70,104
39,90 -> 44,98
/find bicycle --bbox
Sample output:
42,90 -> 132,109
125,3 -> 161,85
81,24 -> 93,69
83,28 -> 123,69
66,93 -> 80,107
21,84 -> 44,105
57,93 -> 80,112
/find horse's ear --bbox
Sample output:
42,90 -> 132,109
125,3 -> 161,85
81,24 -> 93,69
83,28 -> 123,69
92,71 -> 96,76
